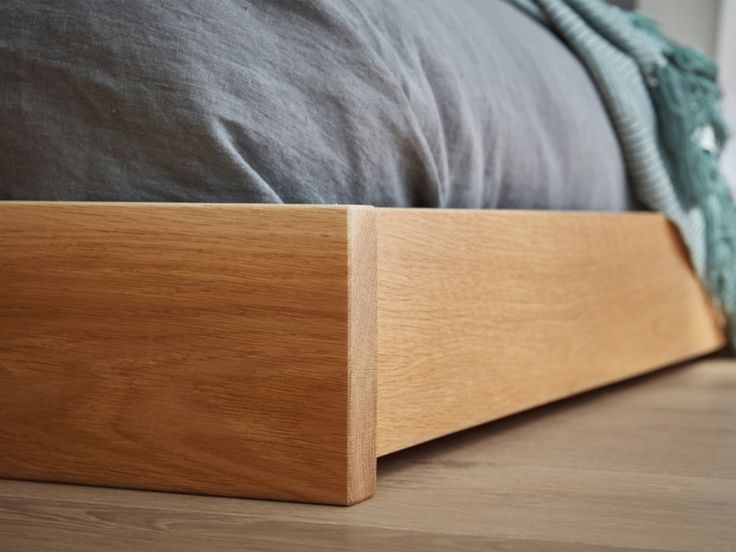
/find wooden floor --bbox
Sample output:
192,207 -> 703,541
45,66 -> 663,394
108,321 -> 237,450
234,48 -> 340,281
1,358 -> 734,552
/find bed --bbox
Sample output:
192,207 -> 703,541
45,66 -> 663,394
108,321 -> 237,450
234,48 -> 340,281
0,0 -> 729,505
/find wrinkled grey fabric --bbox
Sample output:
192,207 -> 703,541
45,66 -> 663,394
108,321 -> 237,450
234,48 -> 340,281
0,0 -> 633,209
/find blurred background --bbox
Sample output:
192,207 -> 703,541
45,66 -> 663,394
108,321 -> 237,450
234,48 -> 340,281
612,0 -> 736,194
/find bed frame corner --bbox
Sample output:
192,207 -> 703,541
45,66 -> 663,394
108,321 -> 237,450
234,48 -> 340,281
0,202 -> 379,505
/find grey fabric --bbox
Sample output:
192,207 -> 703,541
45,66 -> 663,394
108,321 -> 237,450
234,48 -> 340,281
0,0 -> 633,209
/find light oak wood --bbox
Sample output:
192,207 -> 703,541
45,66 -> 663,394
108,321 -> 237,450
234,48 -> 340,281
376,209 -> 725,455
0,202 -> 377,505
346,207 -> 378,504
0,202 -> 726,504
1,359 -> 733,551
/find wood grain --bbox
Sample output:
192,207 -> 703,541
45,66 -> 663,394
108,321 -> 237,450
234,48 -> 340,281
346,207 -> 378,504
1,358 -> 733,551
376,209 -> 725,455
0,202 -> 377,505
0,202 -> 726,505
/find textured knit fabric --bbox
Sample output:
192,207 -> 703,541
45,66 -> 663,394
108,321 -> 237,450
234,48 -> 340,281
0,0 -> 632,210
510,0 -> 736,346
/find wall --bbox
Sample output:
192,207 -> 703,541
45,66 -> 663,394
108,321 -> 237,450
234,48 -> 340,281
716,0 -> 736,193
638,0 -> 721,56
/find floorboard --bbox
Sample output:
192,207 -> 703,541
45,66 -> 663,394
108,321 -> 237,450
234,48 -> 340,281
1,358 -> 734,552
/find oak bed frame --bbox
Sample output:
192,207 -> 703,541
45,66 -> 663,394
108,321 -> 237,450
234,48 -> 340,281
0,202 -> 725,505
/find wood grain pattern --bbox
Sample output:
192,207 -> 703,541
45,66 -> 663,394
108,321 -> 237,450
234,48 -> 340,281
376,209 -> 725,455
346,207 -> 378,504
0,202 -> 726,505
1,359 -> 734,551
0,202 -> 377,505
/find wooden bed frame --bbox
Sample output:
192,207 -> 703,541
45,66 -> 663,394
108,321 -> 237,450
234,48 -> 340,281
0,202 -> 725,505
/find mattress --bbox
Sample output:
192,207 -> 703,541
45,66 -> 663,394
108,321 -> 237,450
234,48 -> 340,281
0,0 -> 635,210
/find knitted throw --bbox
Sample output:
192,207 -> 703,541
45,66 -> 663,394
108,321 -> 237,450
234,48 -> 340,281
509,0 -> 736,347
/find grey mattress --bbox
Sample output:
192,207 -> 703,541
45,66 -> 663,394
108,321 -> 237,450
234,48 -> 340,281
0,0 -> 634,210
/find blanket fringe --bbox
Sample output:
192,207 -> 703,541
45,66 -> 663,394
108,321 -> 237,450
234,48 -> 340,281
640,19 -> 736,347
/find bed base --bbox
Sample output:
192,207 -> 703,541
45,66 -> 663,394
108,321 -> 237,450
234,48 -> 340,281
0,203 -> 725,505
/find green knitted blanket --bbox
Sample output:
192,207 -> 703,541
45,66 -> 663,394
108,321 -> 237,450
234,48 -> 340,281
509,0 -> 736,347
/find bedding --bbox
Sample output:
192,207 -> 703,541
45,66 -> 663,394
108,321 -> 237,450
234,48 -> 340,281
0,0 -> 633,210
511,0 -> 735,346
